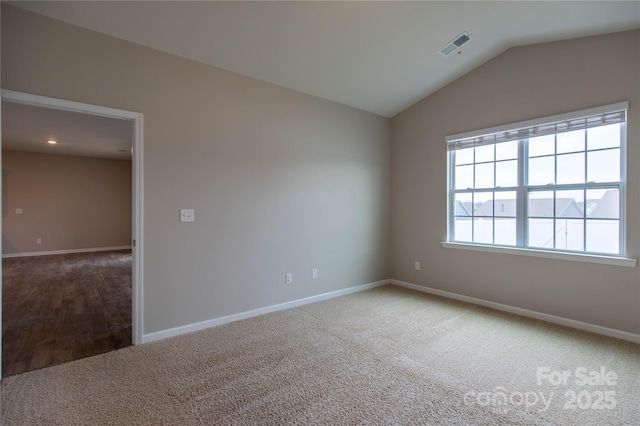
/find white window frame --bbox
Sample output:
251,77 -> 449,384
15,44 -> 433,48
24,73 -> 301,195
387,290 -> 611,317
443,102 -> 636,267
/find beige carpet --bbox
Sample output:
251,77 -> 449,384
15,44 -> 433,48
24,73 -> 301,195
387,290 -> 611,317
1,285 -> 639,425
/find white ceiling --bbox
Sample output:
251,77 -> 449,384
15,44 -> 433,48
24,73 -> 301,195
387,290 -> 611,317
2,101 -> 132,160
9,1 -> 640,117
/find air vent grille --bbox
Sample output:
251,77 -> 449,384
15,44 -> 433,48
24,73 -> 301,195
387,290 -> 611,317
439,32 -> 473,56
453,34 -> 470,47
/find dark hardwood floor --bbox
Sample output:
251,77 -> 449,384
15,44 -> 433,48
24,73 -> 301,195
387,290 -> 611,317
2,250 -> 132,377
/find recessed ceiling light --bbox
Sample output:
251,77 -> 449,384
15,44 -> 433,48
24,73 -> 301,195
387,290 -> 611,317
47,140 -> 57,144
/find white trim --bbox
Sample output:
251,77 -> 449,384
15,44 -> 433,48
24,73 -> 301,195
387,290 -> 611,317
446,101 -> 629,142
391,279 -> 640,344
2,246 -> 132,259
0,90 -> 144,379
143,280 -> 390,343
132,114 -> 144,346
1,89 -> 140,120
441,241 -> 637,267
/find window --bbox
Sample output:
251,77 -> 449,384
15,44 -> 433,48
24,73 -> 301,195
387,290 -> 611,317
447,102 -> 628,257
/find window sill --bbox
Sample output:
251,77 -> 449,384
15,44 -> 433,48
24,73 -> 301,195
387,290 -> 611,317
441,242 -> 637,267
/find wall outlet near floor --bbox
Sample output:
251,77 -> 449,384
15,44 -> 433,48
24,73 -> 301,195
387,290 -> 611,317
312,269 -> 318,280
415,261 -> 420,271
15,208 -> 23,215
36,238 -> 42,244
285,273 -> 293,285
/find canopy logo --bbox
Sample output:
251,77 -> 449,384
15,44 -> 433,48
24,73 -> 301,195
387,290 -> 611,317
462,366 -> 618,413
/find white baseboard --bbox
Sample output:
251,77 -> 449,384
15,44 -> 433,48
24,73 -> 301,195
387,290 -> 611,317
391,279 -> 640,344
142,279 -> 391,343
2,246 -> 132,258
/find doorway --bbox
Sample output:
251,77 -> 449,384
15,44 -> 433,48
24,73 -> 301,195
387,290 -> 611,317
0,90 -> 143,378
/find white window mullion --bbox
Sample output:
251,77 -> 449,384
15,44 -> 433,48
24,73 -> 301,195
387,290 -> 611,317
492,144 -> 497,245
517,138 -> 527,247
471,192 -> 475,243
582,188 -> 587,252
582,129 -> 588,253
618,121 -> 627,255
448,153 -> 455,242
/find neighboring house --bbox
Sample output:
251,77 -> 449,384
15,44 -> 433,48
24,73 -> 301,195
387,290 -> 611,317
477,199 -> 517,217
456,192 -> 618,251
529,198 -> 583,218
454,201 -> 472,216
459,190 -> 617,219
469,198 -> 584,218
589,190 -> 619,218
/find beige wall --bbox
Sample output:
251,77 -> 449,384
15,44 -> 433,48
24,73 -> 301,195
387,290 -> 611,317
2,150 -> 132,254
391,30 -> 640,334
1,5 -> 390,334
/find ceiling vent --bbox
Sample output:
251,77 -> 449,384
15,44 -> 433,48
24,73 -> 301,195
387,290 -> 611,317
439,32 -> 472,56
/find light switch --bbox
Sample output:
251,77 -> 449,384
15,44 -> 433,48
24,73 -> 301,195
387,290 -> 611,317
15,208 -> 23,215
180,209 -> 195,222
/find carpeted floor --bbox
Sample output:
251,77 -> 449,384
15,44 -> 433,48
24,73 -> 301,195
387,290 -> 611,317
1,285 -> 638,425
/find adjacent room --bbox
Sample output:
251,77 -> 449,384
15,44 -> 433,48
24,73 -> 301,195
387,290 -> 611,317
1,102 -> 134,376
1,1 -> 638,425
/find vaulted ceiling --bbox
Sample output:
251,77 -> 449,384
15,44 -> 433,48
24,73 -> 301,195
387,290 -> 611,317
10,1 -> 640,117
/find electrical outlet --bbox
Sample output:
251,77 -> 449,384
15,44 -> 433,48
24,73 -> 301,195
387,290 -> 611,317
285,273 -> 293,285
415,261 -> 421,271
15,208 -> 23,215
312,269 -> 318,280
36,238 -> 42,244
180,209 -> 195,222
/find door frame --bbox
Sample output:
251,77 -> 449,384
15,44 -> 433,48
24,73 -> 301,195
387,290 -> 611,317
0,90 -> 144,378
